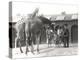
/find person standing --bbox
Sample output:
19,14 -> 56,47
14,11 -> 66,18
63,24 -> 69,47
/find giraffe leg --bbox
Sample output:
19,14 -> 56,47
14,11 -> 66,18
31,40 -> 35,54
15,33 -> 18,48
25,33 -> 29,54
36,34 -> 40,54
30,33 -> 34,54
15,32 -> 23,53
19,40 -> 23,53
25,40 -> 29,54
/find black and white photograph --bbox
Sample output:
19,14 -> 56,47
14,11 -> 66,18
9,1 -> 78,59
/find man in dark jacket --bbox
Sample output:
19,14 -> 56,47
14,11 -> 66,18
63,24 -> 69,47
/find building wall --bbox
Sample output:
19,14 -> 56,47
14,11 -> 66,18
53,19 -> 78,43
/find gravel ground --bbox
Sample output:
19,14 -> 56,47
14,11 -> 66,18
12,43 -> 78,59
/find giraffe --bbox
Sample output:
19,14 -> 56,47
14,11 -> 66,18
14,8 -> 44,54
14,8 -> 53,54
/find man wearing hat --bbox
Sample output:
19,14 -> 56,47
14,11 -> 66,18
63,24 -> 69,47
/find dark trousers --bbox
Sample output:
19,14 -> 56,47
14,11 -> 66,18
63,37 -> 69,47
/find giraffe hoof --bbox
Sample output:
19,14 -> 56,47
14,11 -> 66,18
32,52 -> 35,55
25,52 -> 28,55
21,51 -> 23,53
31,52 -> 35,55
37,52 -> 40,54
